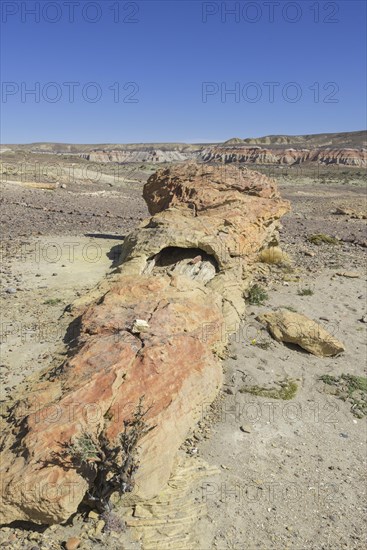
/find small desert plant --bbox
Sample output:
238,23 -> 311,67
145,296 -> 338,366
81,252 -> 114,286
239,379 -> 298,400
297,288 -> 314,296
62,397 -> 155,514
258,246 -> 290,266
250,339 -> 271,350
308,234 -> 340,246
67,432 -> 100,463
319,374 -> 367,418
43,298 -> 62,306
247,284 -> 268,305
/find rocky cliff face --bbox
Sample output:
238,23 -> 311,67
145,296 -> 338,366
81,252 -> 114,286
201,146 -> 367,167
0,163 -> 290,526
81,149 -> 196,164
80,144 -> 366,168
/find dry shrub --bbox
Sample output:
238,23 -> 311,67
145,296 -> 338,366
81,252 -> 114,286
258,246 -> 290,265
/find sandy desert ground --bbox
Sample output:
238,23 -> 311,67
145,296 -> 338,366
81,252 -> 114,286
0,162 -> 366,549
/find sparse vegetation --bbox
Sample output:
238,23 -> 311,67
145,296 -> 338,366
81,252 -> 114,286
251,339 -> 271,350
280,264 -> 296,274
282,305 -> 298,312
247,284 -> 268,305
297,288 -> 314,296
239,379 -> 298,400
43,298 -> 62,305
258,246 -> 290,266
319,374 -> 367,418
308,234 -> 340,246
61,397 -> 155,515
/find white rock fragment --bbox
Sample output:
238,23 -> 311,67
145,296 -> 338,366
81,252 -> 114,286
131,319 -> 150,334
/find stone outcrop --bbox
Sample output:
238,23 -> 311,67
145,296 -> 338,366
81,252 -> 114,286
201,146 -> 367,167
81,149 -> 194,164
121,454 -> 220,549
257,310 -> 345,357
0,163 -> 290,526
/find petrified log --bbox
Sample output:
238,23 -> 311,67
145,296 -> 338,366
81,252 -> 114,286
0,163 -> 290,525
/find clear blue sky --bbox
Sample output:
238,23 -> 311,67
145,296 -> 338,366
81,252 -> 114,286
1,0 -> 366,143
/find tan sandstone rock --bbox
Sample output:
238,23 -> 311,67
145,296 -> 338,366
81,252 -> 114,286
0,163 -> 290,526
257,310 -> 345,357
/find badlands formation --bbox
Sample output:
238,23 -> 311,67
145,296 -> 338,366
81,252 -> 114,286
0,163 -> 291,525
201,146 -> 367,167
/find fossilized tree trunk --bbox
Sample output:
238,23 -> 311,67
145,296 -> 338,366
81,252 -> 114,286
0,163 -> 290,525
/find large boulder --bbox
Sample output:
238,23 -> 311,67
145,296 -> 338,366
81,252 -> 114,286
0,163 -> 290,525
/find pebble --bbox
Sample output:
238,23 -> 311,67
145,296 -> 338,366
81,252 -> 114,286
5,287 -> 16,294
65,537 -> 81,550
94,519 -> 105,536
336,271 -> 360,278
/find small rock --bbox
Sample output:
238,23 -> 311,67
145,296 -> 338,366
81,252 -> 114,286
65,537 -> 81,550
5,288 -> 16,294
131,319 -> 149,334
61,184 -> 67,189
52,273 -> 58,276
339,433 -> 349,438
359,315 -> 367,324
95,519 -> 105,536
336,271 -> 360,278
257,310 -> 345,357
304,251 -> 315,257
88,510 -> 99,520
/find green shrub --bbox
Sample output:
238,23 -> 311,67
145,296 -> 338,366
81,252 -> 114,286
240,379 -> 298,400
247,284 -> 268,305
297,288 -> 314,296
